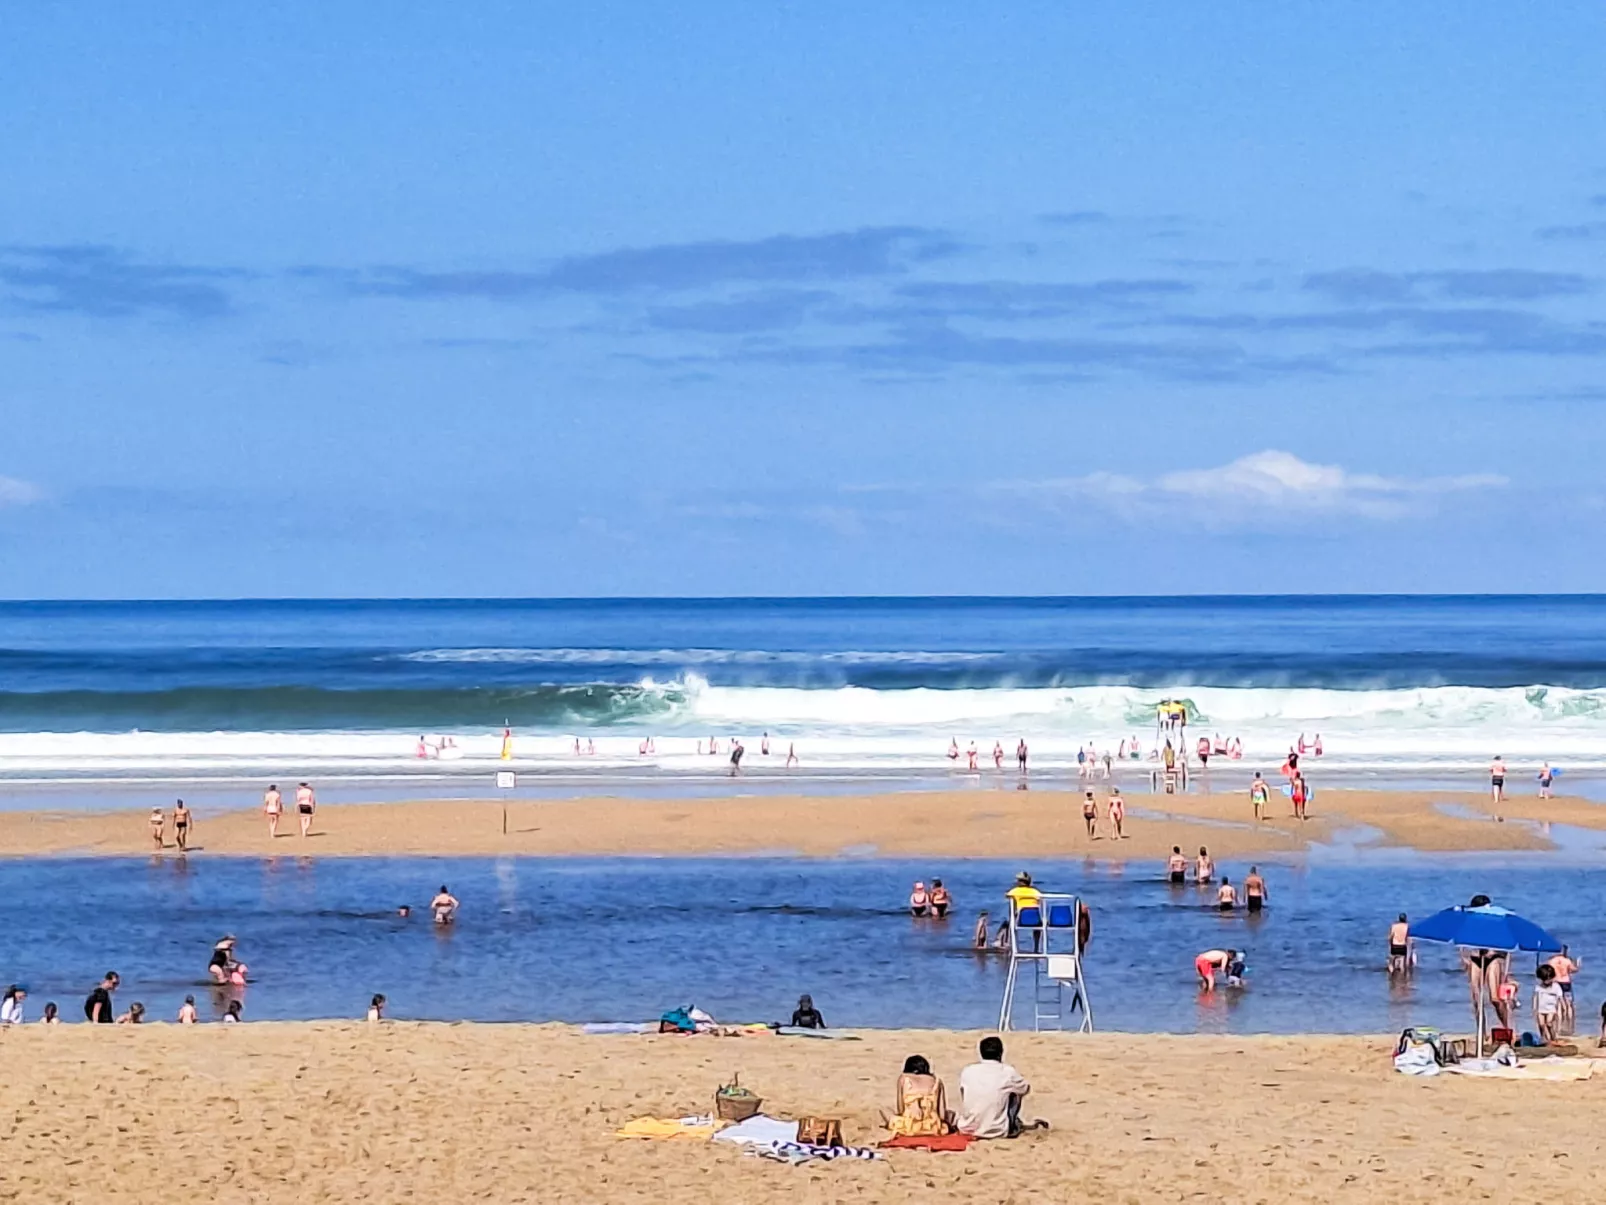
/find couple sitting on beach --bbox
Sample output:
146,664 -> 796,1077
883,1036 -> 1047,1140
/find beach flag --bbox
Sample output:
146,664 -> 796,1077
500,725 -> 513,760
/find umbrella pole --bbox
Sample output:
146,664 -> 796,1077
1477,970 -> 1486,1058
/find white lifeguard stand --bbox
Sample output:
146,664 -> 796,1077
998,893 -> 1093,1033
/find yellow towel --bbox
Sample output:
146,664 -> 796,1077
615,1117 -> 721,1141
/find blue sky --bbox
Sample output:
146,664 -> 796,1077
2,3 -> 1604,597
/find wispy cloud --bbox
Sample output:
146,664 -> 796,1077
1537,221 -> 1606,242
329,227 -> 959,301
1304,268 -> 1590,303
0,475 -> 43,507
1038,210 -> 1111,226
1001,450 -> 1505,521
0,245 -> 245,319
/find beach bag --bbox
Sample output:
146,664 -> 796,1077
1394,1027 -> 1458,1066
659,1007 -> 696,1033
798,1117 -> 843,1147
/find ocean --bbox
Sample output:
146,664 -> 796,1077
0,595 -> 1602,793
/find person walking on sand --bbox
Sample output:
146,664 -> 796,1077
263,784 -> 283,838
1290,773 -> 1309,821
84,972 -> 119,1023
149,806 -> 165,850
1107,788 -> 1125,839
172,800 -> 192,852
1249,772 -> 1269,821
295,782 -> 316,837
1082,791 -> 1098,838
1244,867 -> 1267,914
1490,756 -> 1507,805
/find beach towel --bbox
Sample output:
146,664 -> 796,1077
615,1116 -> 722,1141
1448,1058 -> 1596,1081
775,1026 -> 862,1040
582,1022 -> 656,1035
880,1133 -> 974,1152
711,1115 -> 799,1146
752,1140 -> 881,1164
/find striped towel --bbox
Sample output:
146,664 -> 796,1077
753,1140 -> 881,1164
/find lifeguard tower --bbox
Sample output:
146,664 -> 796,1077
998,893 -> 1093,1033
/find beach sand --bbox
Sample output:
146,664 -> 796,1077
0,1023 -> 1601,1203
0,786 -> 1599,859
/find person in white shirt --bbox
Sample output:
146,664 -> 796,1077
1533,966 -> 1564,1044
957,1036 -> 1046,1138
0,984 -> 25,1024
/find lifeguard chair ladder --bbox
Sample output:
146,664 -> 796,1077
998,893 -> 1093,1033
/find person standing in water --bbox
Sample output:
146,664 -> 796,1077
929,880 -> 951,918
430,885 -> 459,925
1195,846 -> 1214,884
972,911 -> 991,950
1538,761 -> 1555,800
1387,914 -> 1412,976
1194,948 -> 1239,991
729,740 -> 744,777
992,742 -> 1004,770
1490,756 -> 1507,805
172,800 -> 192,852
1249,773 -> 1269,822
1167,846 -> 1187,885
1107,788 -> 1125,839
1016,739 -> 1028,773
263,784 -> 283,838
1243,867 -> 1267,914
295,782 -> 316,837
1215,878 -> 1238,912
909,882 -> 931,917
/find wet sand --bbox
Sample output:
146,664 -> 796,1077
0,1023 -> 1601,1204
0,786 -> 1597,858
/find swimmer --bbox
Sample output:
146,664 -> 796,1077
263,784 -> 283,838
149,806 -> 165,850
929,879 -> 951,918
1249,772 -> 1269,821
1082,791 -> 1098,838
1195,948 -> 1240,991
208,936 -> 239,984
993,741 -> 1004,770
909,881 -> 931,917
1016,739 -> 1028,772
1167,846 -> 1187,885
430,885 -> 460,925
1387,914 -> 1412,976
172,800 -> 191,852
1215,878 -> 1237,912
1244,867 -> 1267,914
295,782 -> 316,838
1490,755 -> 1507,804
1195,846 -> 1213,884
1107,788 -> 1125,839
177,995 -> 197,1024
972,911 -> 991,949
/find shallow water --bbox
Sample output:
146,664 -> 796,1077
0,856 -> 1597,1034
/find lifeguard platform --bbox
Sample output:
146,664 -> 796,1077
998,892 -> 1093,1033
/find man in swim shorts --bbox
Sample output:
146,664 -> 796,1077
1547,945 -> 1580,1029
295,782 -> 316,837
1195,949 -> 1238,991
172,800 -> 191,852
1490,756 -> 1506,804
1387,914 -> 1412,975
1244,867 -> 1267,913
1249,772 -> 1269,821
1215,878 -> 1237,912
1167,846 -> 1187,885
1081,791 -> 1098,838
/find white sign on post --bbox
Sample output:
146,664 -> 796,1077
495,771 -> 516,790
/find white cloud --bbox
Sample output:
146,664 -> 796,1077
0,476 -> 42,507
999,450 -> 1504,521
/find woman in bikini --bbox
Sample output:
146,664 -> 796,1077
149,807 -> 165,850
263,784 -> 283,838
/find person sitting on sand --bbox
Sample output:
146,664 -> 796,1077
972,911 -> 991,949
884,1055 -> 954,1137
790,994 -> 825,1029
1216,878 -> 1238,912
40,1002 -> 58,1024
0,985 -> 25,1025
178,996 -> 197,1024
929,880 -> 951,917
1195,948 -> 1240,991
957,1036 -> 1045,1139
430,886 -> 459,925
909,881 -> 930,917
368,994 -> 387,1022
116,1002 -> 145,1024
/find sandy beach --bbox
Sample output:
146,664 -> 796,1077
0,1023 -> 1598,1203
0,786 -> 1599,859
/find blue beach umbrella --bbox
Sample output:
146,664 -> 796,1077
1408,903 -> 1562,1055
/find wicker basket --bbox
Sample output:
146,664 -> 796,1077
715,1074 -> 762,1122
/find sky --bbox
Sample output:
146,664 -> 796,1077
1,3 -> 1604,598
